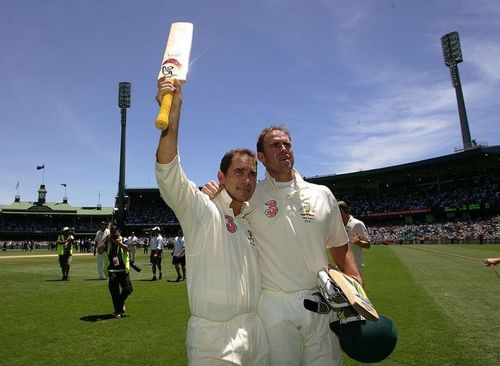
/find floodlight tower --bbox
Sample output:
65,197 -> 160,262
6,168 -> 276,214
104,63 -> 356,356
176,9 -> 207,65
441,31 -> 472,150
117,82 -> 131,231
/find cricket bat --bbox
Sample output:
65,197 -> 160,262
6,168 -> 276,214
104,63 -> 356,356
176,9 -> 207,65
326,269 -> 379,321
155,22 -> 194,130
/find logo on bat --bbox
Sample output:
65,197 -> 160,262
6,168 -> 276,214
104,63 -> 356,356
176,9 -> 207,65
161,58 -> 182,78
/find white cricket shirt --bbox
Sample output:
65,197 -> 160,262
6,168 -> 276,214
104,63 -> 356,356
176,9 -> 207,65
150,234 -> 164,250
173,236 -> 185,256
156,155 -> 261,322
345,215 -> 370,270
247,169 -> 348,292
94,229 -> 109,246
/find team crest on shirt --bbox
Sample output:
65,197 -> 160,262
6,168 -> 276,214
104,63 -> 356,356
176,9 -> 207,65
300,203 -> 316,223
225,215 -> 237,233
264,200 -> 278,218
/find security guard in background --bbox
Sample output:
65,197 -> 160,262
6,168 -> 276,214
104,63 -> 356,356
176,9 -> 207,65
56,227 -> 74,281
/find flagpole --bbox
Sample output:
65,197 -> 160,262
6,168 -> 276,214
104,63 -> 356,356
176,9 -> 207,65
42,162 -> 45,184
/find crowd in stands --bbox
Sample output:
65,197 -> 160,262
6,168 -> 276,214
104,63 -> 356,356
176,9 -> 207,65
368,215 -> 500,244
1,173 -> 498,245
125,198 -> 178,226
1,235 -> 176,253
0,214 -> 107,234
339,174 -> 500,218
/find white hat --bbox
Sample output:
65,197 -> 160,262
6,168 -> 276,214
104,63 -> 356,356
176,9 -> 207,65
62,227 -> 70,232
152,226 -> 161,231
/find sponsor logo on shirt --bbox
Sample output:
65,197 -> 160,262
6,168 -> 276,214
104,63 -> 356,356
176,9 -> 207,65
264,200 -> 278,218
225,215 -> 237,233
300,203 -> 316,223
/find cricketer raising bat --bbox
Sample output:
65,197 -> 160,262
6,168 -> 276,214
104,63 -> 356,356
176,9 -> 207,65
155,22 -> 193,130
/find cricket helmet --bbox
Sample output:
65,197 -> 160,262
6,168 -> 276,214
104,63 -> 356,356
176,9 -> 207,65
330,315 -> 397,363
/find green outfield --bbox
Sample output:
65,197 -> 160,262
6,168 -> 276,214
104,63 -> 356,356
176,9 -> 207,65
1,244 -> 499,365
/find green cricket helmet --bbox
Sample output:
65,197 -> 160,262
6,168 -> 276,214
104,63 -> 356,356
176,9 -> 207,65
330,315 -> 397,363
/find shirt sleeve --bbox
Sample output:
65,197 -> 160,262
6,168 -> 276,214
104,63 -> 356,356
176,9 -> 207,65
354,221 -> 371,242
325,191 -> 349,248
155,154 -> 214,250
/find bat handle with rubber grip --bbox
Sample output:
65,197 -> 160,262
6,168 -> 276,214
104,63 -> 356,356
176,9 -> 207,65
155,92 -> 173,130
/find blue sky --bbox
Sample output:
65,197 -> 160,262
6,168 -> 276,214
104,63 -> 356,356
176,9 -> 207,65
1,0 -> 499,207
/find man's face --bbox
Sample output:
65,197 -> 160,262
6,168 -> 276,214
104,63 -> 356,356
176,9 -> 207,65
218,153 -> 257,203
340,209 -> 349,225
258,129 -> 294,181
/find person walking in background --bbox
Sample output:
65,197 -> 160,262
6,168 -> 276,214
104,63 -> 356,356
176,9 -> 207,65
172,227 -> 186,282
56,227 -> 74,281
338,200 -> 371,273
97,224 -> 133,319
149,227 -> 164,281
125,231 -> 142,272
94,221 -> 109,280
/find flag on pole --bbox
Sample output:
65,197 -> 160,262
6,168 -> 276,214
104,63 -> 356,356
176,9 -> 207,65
15,182 -> 19,190
36,165 -> 45,170
61,183 -> 67,187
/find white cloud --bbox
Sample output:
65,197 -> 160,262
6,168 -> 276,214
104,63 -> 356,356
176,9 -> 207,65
466,40 -> 500,82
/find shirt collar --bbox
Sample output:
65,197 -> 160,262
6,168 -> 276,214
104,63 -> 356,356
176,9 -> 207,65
264,168 -> 307,191
218,188 -> 253,216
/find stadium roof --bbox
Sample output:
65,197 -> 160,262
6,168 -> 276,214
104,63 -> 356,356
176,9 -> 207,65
123,145 -> 500,196
0,200 -> 114,216
305,145 -> 500,191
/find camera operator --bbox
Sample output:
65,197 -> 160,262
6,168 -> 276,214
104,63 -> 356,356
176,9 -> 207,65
98,224 -> 133,319
56,227 -> 74,281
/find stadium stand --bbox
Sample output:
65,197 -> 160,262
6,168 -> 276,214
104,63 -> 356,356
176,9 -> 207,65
0,184 -> 113,240
1,145 -> 499,244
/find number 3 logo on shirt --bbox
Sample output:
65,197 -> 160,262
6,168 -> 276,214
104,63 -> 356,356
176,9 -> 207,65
265,200 -> 278,218
225,215 -> 237,233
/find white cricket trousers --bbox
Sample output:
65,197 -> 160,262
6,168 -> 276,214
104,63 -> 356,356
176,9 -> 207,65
96,253 -> 106,279
187,312 -> 269,366
257,289 -> 343,366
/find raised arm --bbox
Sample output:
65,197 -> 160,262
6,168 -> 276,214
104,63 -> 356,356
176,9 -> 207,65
156,78 -> 183,164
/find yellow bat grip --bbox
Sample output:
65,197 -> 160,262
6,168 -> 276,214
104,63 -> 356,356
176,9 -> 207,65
155,92 -> 174,130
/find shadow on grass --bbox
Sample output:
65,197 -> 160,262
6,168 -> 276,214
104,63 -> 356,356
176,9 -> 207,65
45,278 -> 108,282
136,278 -> 160,282
83,278 -> 108,281
80,314 -> 118,322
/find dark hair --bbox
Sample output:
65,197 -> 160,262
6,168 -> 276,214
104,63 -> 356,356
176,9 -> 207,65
256,125 -> 291,153
337,200 -> 350,214
219,148 -> 257,174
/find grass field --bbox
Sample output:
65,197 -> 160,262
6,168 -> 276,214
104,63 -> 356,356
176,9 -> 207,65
1,244 -> 499,366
